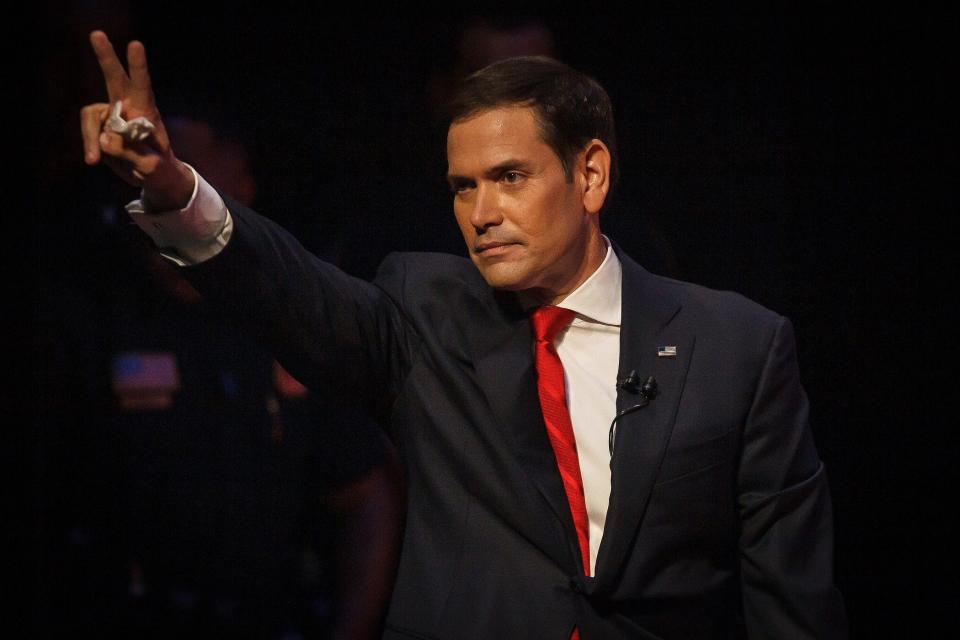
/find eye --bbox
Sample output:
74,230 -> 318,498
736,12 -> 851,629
502,171 -> 523,184
449,179 -> 474,194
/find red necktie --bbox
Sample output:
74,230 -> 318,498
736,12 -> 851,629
531,306 -> 591,579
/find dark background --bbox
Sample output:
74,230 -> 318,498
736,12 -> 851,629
32,4 -> 949,637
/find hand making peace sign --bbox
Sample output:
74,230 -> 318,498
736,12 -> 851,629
81,31 -> 194,211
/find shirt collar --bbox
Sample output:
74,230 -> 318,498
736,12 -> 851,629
555,235 -> 622,326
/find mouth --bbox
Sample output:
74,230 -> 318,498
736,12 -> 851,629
474,241 -> 520,256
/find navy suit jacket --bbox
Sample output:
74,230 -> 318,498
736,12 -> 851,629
183,195 -> 847,639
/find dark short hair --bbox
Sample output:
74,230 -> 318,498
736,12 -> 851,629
447,56 -> 619,191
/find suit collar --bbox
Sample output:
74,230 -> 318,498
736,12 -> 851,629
556,235 -> 622,326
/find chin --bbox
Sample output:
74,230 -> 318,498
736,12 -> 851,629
474,263 -> 532,292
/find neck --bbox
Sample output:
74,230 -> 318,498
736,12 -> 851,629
523,231 -> 608,307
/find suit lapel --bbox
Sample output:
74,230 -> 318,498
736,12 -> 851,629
593,250 -> 695,591
470,292 -> 580,574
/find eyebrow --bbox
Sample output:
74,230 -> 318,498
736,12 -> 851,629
446,158 -> 531,188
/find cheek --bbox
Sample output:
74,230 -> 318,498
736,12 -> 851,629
520,198 -> 569,250
452,204 -> 472,236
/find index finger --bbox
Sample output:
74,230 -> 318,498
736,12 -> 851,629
90,30 -> 128,103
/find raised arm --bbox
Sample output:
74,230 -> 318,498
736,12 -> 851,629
80,31 -> 418,420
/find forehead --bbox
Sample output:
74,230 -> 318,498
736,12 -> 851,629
446,106 -> 553,171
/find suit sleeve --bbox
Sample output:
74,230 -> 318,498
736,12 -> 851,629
738,316 -> 848,639
177,194 -> 418,422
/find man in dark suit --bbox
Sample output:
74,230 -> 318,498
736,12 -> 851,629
82,31 -> 847,638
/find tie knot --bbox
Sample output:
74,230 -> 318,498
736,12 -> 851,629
530,305 -> 576,343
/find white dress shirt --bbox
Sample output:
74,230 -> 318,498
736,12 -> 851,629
553,241 -> 622,575
128,169 -> 623,576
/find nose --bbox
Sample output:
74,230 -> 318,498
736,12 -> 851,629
469,183 -> 503,233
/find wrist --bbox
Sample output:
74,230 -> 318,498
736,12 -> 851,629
143,157 -> 196,212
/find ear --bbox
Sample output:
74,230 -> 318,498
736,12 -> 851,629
579,139 -> 611,215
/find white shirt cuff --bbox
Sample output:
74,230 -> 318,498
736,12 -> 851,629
125,163 -> 234,266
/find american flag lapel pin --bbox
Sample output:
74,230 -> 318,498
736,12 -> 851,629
657,345 -> 677,357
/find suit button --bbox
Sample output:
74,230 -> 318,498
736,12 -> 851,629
569,578 -> 582,594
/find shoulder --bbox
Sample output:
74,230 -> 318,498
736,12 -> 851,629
623,262 -> 801,389
618,249 -> 788,349
371,252 -> 525,355
651,271 -> 782,329
372,252 -> 503,317
374,251 -> 486,294
377,251 -> 478,276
